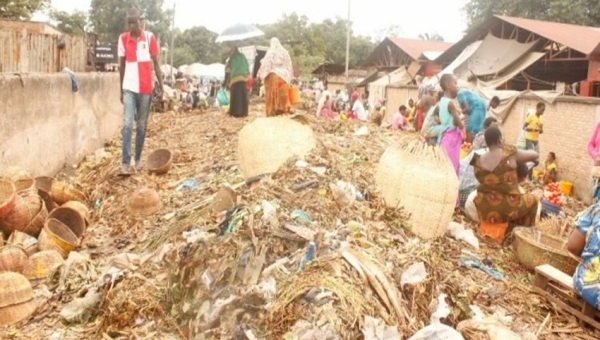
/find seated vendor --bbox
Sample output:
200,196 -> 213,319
567,204 -> 600,309
541,152 -> 558,184
470,126 -> 540,226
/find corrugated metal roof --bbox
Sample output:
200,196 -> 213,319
388,37 -> 452,60
497,15 -> 600,55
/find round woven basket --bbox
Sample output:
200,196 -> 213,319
375,139 -> 459,239
38,218 -> 80,258
22,250 -> 64,285
126,188 -> 163,216
0,244 -> 28,273
0,191 -> 42,237
0,271 -> 37,327
237,116 -> 317,179
48,207 -> 85,238
22,200 -> 48,238
512,227 -> 579,275
0,179 -> 16,219
61,201 -> 90,226
50,181 -> 86,205
8,231 -> 39,256
147,149 -> 173,175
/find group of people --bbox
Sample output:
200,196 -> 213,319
224,37 -> 295,118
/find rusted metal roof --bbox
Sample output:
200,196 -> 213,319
498,15 -> 600,55
388,38 -> 453,61
311,63 -> 346,75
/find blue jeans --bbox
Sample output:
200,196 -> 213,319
122,90 -> 151,166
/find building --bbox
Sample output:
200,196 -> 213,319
435,15 -> 600,97
361,37 -> 452,69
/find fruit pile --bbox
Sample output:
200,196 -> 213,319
461,142 -> 472,153
543,182 -> 566,207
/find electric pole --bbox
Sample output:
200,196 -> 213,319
345,0 -> 351,81
170,1 -> 176,81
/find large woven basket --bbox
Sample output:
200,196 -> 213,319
0,271 -> 37,326
512,227 -> 579,275
0,191 -> 42,237
375,139 -> 459,239
0,179 -> 16,219
48,207 -> 85,238
38,218 -> 80,258
237,116 -> 317,179
0,244 -> 28,273
147,149 -> 173,175
22,250 -> 64,285
8,231 -> 39,256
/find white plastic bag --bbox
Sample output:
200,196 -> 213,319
409,294 -> 464,340
465,190 -> 479,222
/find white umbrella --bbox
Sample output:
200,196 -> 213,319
215,23 -> 264,43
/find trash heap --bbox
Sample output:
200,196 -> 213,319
2,108 -> 595,340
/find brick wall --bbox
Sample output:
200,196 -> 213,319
502,96 -> 600,203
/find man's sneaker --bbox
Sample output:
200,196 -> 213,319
135,161 -> 143,172
118,165 -> 130,176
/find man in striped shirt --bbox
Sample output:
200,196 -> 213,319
118,8 -> 163,175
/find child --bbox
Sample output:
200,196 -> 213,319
391,105 -> 409,130
320,95 -> 335,119
542,152 -> 558,184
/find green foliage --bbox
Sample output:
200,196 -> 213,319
89,0 -> 172,43
463,0 -> 600,30
50,10 -> 88,35
0,0 -> 49,20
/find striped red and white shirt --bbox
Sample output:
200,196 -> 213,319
117,30 -> 159,94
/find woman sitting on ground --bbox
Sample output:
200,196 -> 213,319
541,152 -> 558,184
470,126 -> 540,226
567,204 -> 600,310
471,116 -> 498,150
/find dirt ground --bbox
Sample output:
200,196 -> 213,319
2,104 -> 597,340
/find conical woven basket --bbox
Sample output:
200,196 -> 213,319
237,116 -> 316,179
375,139 -> 459,239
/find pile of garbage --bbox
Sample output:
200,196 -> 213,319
2,108 -> 594,340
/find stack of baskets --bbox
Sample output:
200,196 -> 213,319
375,139 -> 459,240
0,166 -> 91,313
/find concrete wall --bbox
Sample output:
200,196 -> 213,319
0,73 -> 121,176
386,85 -> 600,203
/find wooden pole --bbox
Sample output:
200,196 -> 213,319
170,1 -> 176,81
345,0 -> 351,81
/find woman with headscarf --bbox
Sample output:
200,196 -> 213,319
258,38 -> 294,116
225,47 -> 250,117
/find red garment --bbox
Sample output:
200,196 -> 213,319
351,91 -> 359,102
118,30 -> 159,94
415,108 -> 425,131
246,76 -> 253,90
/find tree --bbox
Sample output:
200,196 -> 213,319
171,46 -> 195,67
89,0 -> 172,43
418,32 -> 444,41
463,0 -> 600,30
50,10 -> 88,35
373,24 -> 403,42
0,0 -> 49,20
174,26 -> 222,64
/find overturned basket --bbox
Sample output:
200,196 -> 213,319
0,244 -> 28,273
147,149 -> 173,175
0,271 -> 38,326
126,188 -> 163,216
513,227 -> 580,275
22,250 -> 64,286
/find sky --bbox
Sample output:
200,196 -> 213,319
38,0 -> 469,43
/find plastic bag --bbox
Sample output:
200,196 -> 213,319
217,88 -> 229,106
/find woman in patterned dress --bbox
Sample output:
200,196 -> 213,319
470,126 -> 540,225
568,204 -> 600,309
257,38 -> 294,116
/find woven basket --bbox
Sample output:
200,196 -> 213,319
147,149 -> 173,175
375,139 -> 459,239
37,188 -> 56,213
48,207 -> 85,238
38,218 -> 80,258
34,176 -> 54,193
61,201 -> 90,226
512,227 -> 579,275
22,200 -> 48,238
49,181 -> 86,205
0,191 -> 42,237
0,271 -> 37,326
237,116 -> 317,179
0,179 -> 16,219
127,188 -> 163,216
22,250 -> 64,285
0,244 -> 28,273
7,231 -> 39,256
